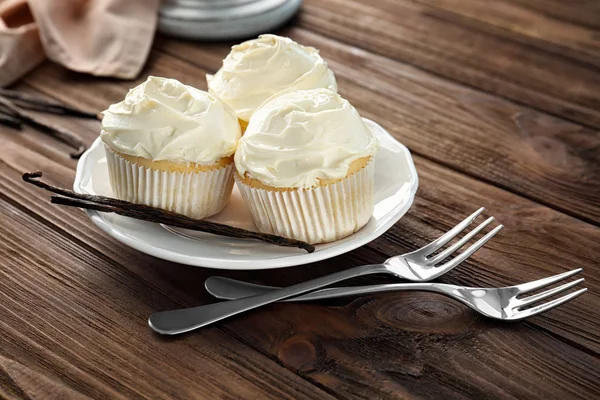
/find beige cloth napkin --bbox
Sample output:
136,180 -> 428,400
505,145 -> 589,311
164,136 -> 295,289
0,0 -> 160,87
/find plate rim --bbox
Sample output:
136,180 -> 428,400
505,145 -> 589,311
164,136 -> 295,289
74,118 -> 419,269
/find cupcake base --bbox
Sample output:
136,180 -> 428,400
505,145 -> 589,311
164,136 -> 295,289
105,146 -> 234,219
235,158 -> 375,244
238,118 -> 249,134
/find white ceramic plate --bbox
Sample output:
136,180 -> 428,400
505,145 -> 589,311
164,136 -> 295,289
74,119 -> 418,269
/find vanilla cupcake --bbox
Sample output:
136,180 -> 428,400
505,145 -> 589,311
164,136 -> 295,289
207,34 -> 337,132
235,89 -> 379,244
101,76 -> 241,219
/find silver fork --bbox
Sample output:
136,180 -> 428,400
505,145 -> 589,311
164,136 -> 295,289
149,208 -> 502,334
205,269 -> 587,320
381,207 -> 502,281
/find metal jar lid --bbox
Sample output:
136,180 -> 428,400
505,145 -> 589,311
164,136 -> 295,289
158,0 -> 303,41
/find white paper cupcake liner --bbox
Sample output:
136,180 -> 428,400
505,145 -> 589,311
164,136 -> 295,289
235,161 -> 375,244
105,146 -> 234,219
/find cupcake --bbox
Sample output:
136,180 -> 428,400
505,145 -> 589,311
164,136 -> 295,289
207,34 -> 337,132
101,76 -> 241,219
234,89 -> 379,244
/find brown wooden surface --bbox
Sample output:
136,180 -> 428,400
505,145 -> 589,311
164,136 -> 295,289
1,1 -> 599,399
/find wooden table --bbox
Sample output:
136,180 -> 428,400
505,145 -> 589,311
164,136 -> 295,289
1,1 -> 599,398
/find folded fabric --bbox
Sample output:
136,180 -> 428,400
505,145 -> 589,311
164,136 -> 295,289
0,0 -> 44,87
0,0 -> 160,88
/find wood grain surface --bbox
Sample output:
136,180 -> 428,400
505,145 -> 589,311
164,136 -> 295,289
1,1 -> 599,399
416,0 -> 600,68
299,0 -> 600,129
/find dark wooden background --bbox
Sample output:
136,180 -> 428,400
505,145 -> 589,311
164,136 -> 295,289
1,0 -> 599,398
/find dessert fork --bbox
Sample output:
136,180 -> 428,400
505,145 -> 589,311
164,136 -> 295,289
205,269 -> 587,320
149,208 -> 502,334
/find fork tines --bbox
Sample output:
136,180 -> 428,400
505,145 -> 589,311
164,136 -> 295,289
421,207 -> 503,267
511,268 -> 587,319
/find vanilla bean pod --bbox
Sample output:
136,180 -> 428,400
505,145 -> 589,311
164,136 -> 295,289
23,171 -> 314,253
0,110 -> 23,130
0,89 -> 99,119
0,96 -> 87,158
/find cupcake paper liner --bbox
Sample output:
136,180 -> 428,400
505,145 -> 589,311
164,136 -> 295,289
105,146 -> 234,219
235,161 -> 375,244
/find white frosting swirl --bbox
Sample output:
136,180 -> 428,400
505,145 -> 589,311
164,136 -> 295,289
235,89 -> 379,189
101,76 -> 241,165
207,34 -> 337,121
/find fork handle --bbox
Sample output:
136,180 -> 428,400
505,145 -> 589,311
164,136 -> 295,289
205,276 -> 453,301
148,264 -> 388,335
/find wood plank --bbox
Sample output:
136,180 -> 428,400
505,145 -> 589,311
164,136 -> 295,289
507,0 -> 600,31
2,129 -> 599,398
222,294 -> 600,399
151,35 -> 600,224
416,0 -> 600,68
296,0 -> 600,129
